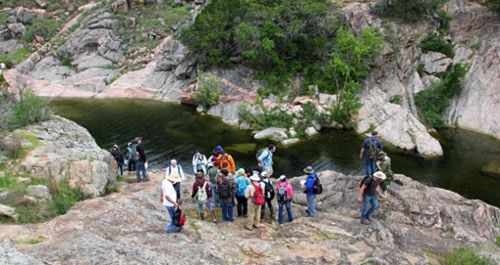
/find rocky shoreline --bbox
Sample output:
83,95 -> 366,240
1,168 -> 499,264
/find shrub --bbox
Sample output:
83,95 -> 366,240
390,94 -> 403,104
370,0 -> 449,22
484,0 -> 500,16
8,90 -> 52,129
22,17 -> 63,43
418,32 -> 454,58
443,247 -> 494,265
0,48 -> 32,68
417,63 -> 425,77
194,73 -> 221,111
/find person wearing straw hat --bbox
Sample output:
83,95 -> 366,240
166,159 -> 185,203
160,173 -> 182,233
358,171 -> 386,225
303,166 -> 318,217
244,174 -> 264,231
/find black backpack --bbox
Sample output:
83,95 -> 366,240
263,180 -> 275,200
218,178 -> 232,199
173,208 -> 186,227
312,174 -> 323,195
360,175 -> 372,188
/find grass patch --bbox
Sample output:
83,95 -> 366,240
189,220 -> 201,237
18,235 -> 45,245
442,247 -> 494,265
103,180 -> 119,195
0,48 -> 32,68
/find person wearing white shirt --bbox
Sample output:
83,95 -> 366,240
160,174 -> 181,233
166,159 -> 185,203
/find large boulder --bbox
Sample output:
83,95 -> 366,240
26,185 -> 51,200
17,116 -> 115,196
420,51 -> 453,75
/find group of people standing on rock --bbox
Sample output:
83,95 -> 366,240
109,137 -> 148,181
358,130 -> 395,225
111,130 -> 395,232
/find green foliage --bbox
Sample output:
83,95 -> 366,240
238,103 -> 294,130
370,0 -> 449,22
417,63 -> 425,77
415,63 -> 467,128
59,53 -> 72,67
484,0 -> 500,16
23,17 -> 63,43
436,10 -> 453,33
442,247 -> 494,265
104,180 -> 119,195
2,132 -> 40,160
194,73 -> 222,111
327,27 -> 384,126
180,0 -> 340,83
418,32 -> 454,58
7,90 -> 52,129
0,48 -> 32,68
389,94 -> 403,104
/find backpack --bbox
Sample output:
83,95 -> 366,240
256,148 -> 270,160
168,165 -> 181,179
359,175 -> 372,188
196,182 -> 208,204
368,139 -> 378,160
218,178 -> 232,199
277,183 -> 288,203
207,167 -> 219,183
173,208 -> 186,227
251,183 -> 265,205
310,174 -> 323,194
263,180 -> 275,200
131,144 -> 140,162
236,177 -> 249,197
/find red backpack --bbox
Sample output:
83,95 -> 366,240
173,208 -> 186,227
251,183 -> 265,205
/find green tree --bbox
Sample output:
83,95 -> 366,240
327,27 -> 384,127
370,0 -> 449,22
194,73 -> 222,111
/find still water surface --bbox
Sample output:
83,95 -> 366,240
51,98 -> 500,207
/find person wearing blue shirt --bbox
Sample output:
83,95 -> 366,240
258,144 -> 276,177
359,131 -> 383,176
303,166 -> 317,217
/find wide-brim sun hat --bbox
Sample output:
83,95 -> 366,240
166,174 -> 183,183
373,171 -> 386,181
250,175 -> 261,182
303,166 -> 314,174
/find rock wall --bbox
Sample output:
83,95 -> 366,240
0,169 -> 499,264
4,116 -> 116,196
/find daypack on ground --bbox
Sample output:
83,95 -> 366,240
277,183 -> 288,203
263,180 -> 275,200
310,174 -> 323,194
218,178 -> 232,199
251,184 -> 265,205
197,182 -> 208,204
236,177 -> 249,197
131,144 -> 140,162
173,208 -> 186,227
359,175 -> 372,188
368,139 -> 378,160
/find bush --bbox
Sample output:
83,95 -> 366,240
418,32 -> 454,58
415,63 -> 467,128
443,247 -> 494,265
0,48 -> 32,68
22,17 -> 63,43
194,73 -> 221,111
370,0 -> 449,22
484,0 -> 500,16
8,90 -> 52,129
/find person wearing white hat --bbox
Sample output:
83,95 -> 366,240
244,174 -> 264,231
166,159 -> 185,203
160,173 -> 182,233
358,171 -> 386,225
276,175 -> 294,225
259,171 -> 275,221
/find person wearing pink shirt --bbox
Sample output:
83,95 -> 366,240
275,175 -> 294,225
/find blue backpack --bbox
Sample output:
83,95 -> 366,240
236,176 -> 249,197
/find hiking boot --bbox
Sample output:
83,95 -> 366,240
244,226 -> 253,231
378,197 -> 388,202
200,212 -> 205,221
269,208 -> 275,220
210,210 -> 218,223
253,224 -> 260,228
366,217 -> 373,221
361,220 -> 371,225
260,210 -> 265,222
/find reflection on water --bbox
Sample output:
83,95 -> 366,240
51,98 -> 500,207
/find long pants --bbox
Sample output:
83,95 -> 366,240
261,198 -> 273,211
173,182 -> 181,202
278,200 -> 293,224
220,201 -> 234,221
165,206 -> 180,233
245,204 -> 261,229
307,194 -> 317,217
235,195 -> 248,216
127,159 -> 135,171
135,161 -> 146,181
364,158 -> 376,176
361,194 -> 378,222
210,183 -> 220,207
